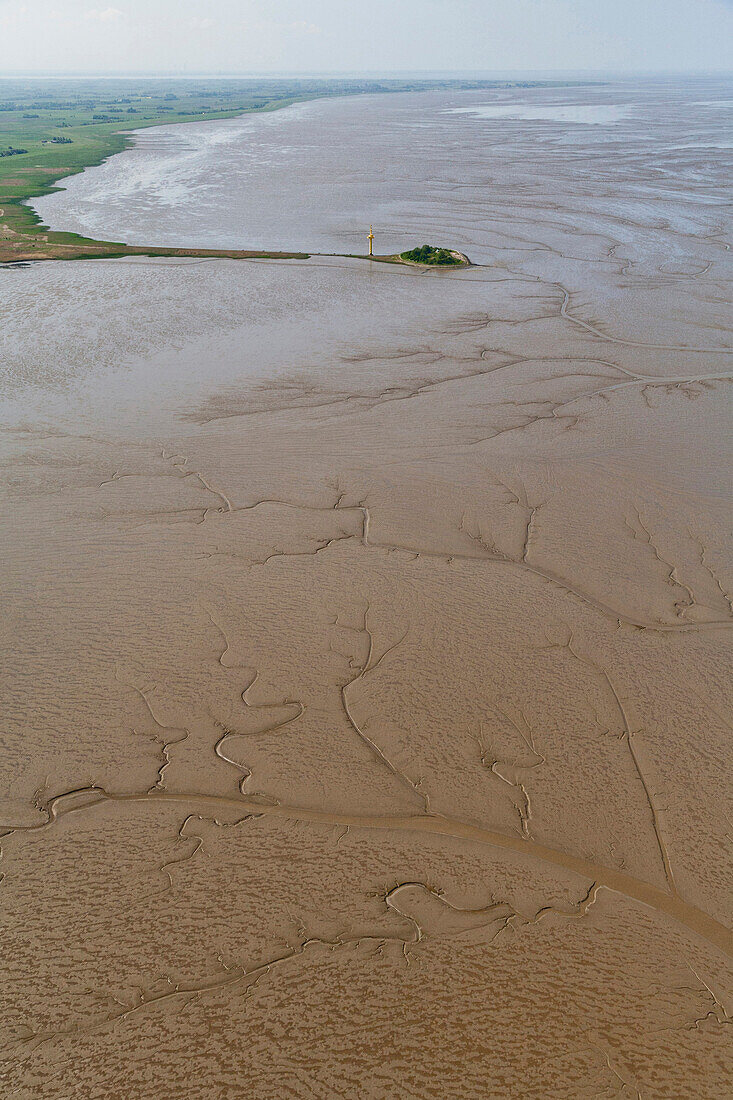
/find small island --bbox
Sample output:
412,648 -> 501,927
399,244 -> 467,266
366,229 -> 469,269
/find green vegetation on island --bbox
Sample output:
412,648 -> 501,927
0,76 -> 595,265
400,245 -> 464,265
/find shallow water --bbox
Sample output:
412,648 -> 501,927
3,77 -> 733,1098
33,78 -> 733,257
447,103 -> 632,123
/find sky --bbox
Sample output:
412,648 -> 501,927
1,0 -> 732,75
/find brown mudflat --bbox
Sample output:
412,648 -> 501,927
1,81 -> 732,1098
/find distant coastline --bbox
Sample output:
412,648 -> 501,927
0,75 -> 593,265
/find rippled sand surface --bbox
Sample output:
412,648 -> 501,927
3,79 -> 733,1098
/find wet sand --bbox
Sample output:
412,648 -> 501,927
2,79 -> 732,1097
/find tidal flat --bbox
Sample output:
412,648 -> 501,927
1,78 -> 732,1098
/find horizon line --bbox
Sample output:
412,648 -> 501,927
1,68 -> 732,79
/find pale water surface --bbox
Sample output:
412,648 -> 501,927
447,103 -> 632,123
33,78 -> 733,257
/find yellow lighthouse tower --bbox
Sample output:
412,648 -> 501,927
368,224 -> 375,257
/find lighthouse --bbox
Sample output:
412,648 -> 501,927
368,225 -> 375,257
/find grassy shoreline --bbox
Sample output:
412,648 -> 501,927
0,76 -> 589,265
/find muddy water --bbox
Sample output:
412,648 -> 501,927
2,79 -> 732,1098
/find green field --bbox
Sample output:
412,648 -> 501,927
0,76 -> 590,264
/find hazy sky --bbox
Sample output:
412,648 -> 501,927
1,0 -> 732,74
